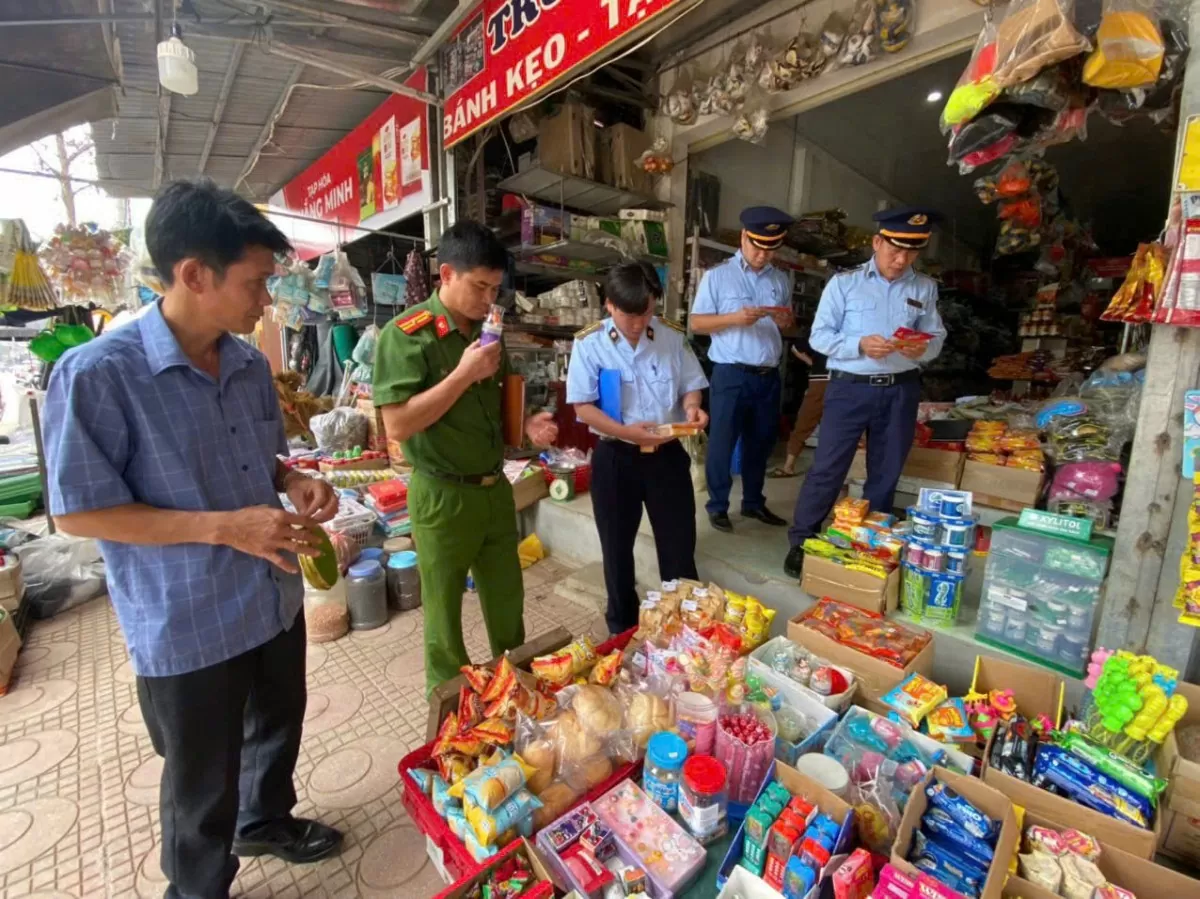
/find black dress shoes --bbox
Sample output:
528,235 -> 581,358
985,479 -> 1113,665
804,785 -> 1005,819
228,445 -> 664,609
743,506 -> 788,526
233,817 -> 343,864
784,545 -> 805,579
709,511 -> 734,533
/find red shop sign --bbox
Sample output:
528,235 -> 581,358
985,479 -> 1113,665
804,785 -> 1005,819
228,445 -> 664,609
442,0 -> 692,148
274,69 -> 430,233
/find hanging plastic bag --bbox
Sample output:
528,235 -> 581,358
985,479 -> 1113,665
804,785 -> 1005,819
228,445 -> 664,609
993,0 -> 1092,88
732,88 -> 770,144
948,103 -> 1023,172
941,21 -> 1002,131
819,11 -> 850,62
996,217 -> 1043,255
1029,103 -> 1090,149
1002,59 -> 1079,110
351,324 -> 378,367
661,67 -> 698,125
1083,0 -> 1165,89
837,0 -> 879,68
997,160 -> 1034,197
999,195 -> 1043,230
309,406 -> 369,452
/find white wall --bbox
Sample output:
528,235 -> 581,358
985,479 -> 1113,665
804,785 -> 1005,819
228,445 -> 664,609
690,126 -> 980,268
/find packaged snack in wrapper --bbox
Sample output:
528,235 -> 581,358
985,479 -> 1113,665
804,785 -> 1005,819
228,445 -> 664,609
450,754 -> 535,809
437,752 -> 473,784
460,664 -> 493,694
724,592 -> 747,626
466,787 -> 541,845
681,585 -> 724,631
531,636 -> 597,686
740,597 -> 776,649
433,711 -> 460,757
588,650 -> 623,686
458,686 -> 486,730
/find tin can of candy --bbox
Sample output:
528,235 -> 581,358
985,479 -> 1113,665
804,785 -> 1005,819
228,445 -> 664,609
921,548 -> 945,573
904,540 -> 926,567
939,493 -> 969,518
909,508 -> 939,540
946,550 -> 967,575
940,520 -> 972,548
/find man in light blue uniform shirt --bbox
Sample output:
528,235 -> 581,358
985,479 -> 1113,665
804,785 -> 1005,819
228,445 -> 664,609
567,262 -> 709,633
785,206 -> 946,577
691,206 -> 795,533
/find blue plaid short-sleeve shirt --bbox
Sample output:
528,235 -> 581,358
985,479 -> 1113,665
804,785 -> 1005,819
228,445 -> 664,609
42,301 -> 303,677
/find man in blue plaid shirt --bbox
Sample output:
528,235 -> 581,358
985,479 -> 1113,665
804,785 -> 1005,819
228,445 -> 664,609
43,180 -> 343,899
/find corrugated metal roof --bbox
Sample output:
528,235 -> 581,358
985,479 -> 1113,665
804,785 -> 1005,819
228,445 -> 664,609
92,0 -> 452,199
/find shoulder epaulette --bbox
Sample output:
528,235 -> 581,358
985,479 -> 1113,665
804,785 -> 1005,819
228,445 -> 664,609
396,309 -> 434,335
659,318 -> 686,334
574,321 -> 602,340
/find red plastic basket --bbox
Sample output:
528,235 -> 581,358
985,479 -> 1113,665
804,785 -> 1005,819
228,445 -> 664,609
399,628 -> 638,884
431,838 -> 555,899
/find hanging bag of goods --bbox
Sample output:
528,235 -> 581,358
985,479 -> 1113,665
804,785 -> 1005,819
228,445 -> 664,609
1083,0 -> 1165,89
940,19 -> 1002,132
991,0 -> 1091,89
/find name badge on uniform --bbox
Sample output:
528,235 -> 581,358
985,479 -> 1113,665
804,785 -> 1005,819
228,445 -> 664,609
906,298 -> 923,310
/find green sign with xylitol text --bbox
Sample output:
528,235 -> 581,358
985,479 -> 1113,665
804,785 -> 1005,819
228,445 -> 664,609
1018,508 -> 1094,542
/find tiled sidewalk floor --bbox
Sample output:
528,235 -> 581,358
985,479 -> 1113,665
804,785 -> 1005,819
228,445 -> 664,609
0,557 -> 602,898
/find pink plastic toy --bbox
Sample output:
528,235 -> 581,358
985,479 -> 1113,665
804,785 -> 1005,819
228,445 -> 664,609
1086,647 -> 1114,690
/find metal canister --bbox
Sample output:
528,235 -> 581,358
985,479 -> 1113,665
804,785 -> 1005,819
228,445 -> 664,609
345,560 -> 389,630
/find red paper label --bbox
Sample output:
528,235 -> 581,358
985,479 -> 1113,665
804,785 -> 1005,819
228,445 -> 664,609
892,327 -> 934,343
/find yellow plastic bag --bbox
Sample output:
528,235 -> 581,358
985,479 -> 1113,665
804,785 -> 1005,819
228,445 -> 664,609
1083,4 -> 1165,89
517,534 -> 545,569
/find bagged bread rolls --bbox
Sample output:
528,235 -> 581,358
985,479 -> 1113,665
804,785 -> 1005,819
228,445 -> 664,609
533,780 -> 580,829
520,739 -> 556,795
570,685 -> 623,736
550,710 -> 603,762
626,691 -> 674,749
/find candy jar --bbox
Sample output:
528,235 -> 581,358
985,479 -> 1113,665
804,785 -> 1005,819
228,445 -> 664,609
713,703 -> 776,804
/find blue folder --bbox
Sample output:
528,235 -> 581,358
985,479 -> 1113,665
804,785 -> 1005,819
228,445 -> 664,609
598,368 -> 623,424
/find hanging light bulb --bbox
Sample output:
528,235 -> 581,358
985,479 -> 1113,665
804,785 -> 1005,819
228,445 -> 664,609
158,23 -> 198,96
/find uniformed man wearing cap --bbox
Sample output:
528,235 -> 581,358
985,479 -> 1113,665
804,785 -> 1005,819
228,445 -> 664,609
784,207 -> 946,577
373,221 -> 558,694
567,261 -> 709,634
690,206 -> 796,533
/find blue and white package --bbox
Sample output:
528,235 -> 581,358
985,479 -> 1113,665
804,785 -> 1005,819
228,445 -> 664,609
925,783 -> 999,844
920,807 -> 995,871
1032,744 -> 1152,829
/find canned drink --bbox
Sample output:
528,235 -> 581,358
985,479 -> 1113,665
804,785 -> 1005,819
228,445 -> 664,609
921,548 -> 945,573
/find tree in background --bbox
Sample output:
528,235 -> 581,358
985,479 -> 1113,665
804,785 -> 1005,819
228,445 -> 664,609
30,130 -> 95,227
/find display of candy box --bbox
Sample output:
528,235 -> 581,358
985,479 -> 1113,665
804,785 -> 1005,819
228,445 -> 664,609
748,636 -> 857,712
432,837 -> 555,899
715,759 -> 856,898
552,780 -> 706,898
975,519 -> 1111,677
891,767 -> 1019,899
767,688 -> 839,768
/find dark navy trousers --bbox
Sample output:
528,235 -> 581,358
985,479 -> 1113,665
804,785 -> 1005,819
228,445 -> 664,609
706,363 -> 781,516
788,376 -> 920,546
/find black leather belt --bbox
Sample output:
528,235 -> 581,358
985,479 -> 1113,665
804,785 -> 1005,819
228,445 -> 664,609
423,468 -> 503,486
830,369 -> 921,386
729,363 -> 778,376
598,437 -> 672,454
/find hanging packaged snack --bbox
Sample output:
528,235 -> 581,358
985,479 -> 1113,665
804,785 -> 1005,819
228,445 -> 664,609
1083,0 -> 1165,89
819,11 -> 850,61
995,160 -> 1034,197
999,195 -> 1043,230
948,106 -> 1023,173
996,218 -> 1043,256
992,0 -> 1092,88
875,0 -> 914,54
1002,59 -> 1079,111
837,0 -> 879,68
941,20 -> 1001,132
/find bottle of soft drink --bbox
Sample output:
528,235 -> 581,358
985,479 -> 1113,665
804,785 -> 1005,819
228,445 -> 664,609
480,304 -> 504,346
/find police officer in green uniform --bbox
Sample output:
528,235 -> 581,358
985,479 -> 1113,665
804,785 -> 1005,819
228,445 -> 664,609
373,222 -> 558,694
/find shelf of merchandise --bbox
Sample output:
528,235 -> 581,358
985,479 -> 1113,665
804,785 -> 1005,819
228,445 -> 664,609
514,260 -> 606,283
685,235 -> 830,279
498,166 -> 671,216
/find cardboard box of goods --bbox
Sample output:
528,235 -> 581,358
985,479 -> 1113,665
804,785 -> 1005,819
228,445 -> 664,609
800,553 -> 899,615
1158,807 -> 1200,867
618,208 -> 667,222
983,762 -> 1161,860
435,837 -> 553,899
0,554 -> 22,614
355,397 -> 388,452
1156,679 -> 1200,816
0,607 -> 21,696
568,215 -> 623,242
620,220 -> 669,259
970,656 -> 1065,728
511,473 -> 549,513
715,758 -> 855,895
598,123 -> 651,193
960,460 -> 1043,509
1007,808 -> 1197,899
848,446 -> 964,487
787,609 -> 934,703
891,767 -> 1019,899
537,101 -> 595,180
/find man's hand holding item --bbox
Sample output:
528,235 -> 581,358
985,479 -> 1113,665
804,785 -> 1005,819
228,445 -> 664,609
525,411 -> 559,447
859,335 -> 895,359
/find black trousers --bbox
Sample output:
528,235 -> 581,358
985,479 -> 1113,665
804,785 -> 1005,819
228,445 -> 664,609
591,439 -> 699,634
136,617 -> 307,899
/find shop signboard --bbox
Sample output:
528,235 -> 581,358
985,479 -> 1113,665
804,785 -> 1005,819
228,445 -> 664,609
441,0 -> 692,148
270,69 -> 431,258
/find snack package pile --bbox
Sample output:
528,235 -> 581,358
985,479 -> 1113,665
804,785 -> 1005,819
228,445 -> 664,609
1175,463 -> 1200,627
1100,241 -> 1168,324
906,781 -> 1000,899
965,420 -> 1046,471
882,674 -> 948,730
816,498 -> 907,568
1018,822 -> 1129,898
737,777 -> 847,892
899,489 -> 978,628
796,598 -> 932,670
